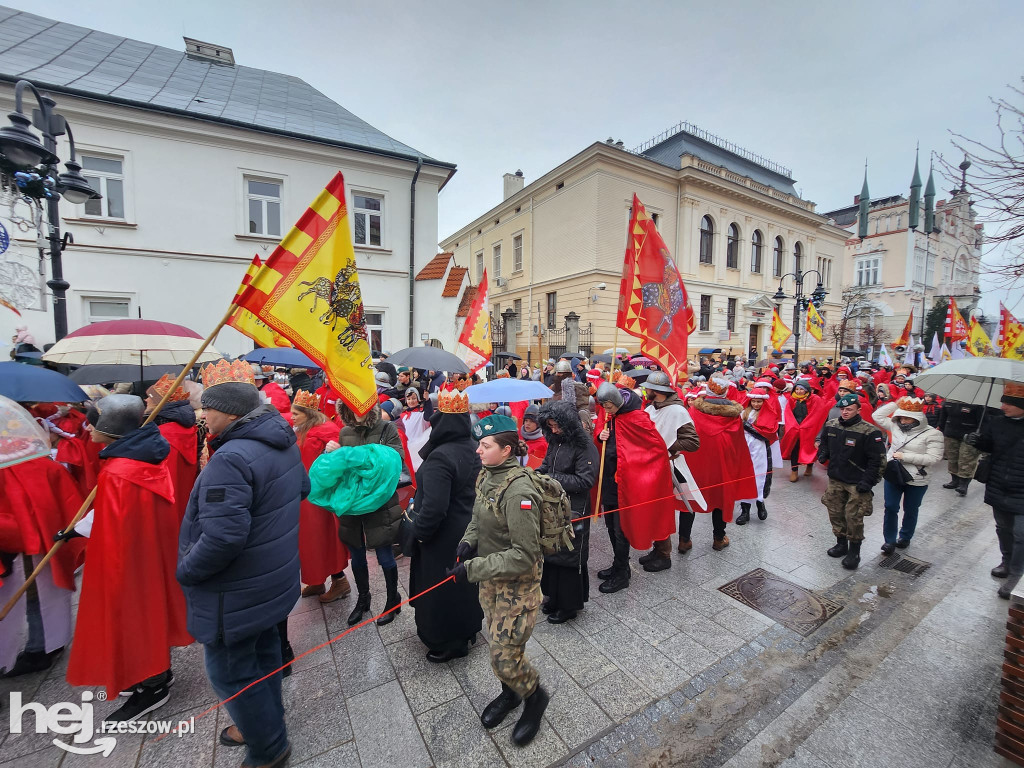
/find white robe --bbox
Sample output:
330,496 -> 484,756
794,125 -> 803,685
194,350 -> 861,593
0,554 -> 73,672
737,410 -> 782,504
402,410 -> 431,472
645,402 -> 707,512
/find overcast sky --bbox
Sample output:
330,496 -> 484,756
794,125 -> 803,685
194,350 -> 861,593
11,0 -> 1023,316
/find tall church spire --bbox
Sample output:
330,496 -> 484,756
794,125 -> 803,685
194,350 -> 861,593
908,145 -> 922,230
857,161 -> 870,240
924,158 -> 936,233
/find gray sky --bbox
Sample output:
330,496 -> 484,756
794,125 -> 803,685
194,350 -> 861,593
11,0 -> 1024,317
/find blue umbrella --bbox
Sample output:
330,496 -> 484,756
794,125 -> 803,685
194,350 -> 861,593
241,347 -> 319,369
0,362 -> 89,402
464,378 -> 554,403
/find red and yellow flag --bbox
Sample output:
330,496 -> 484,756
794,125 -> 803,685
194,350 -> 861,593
944,298 -> 968,342
237,173 -> 376,415
457,270 -> 492,374
616,195 -> 695,378
806,301 -> 825,342
227,256 -> 294,349
998,302 -> 1024,360
770,308 -> 792,352
894,308 -> 914,347
966,317 -> 994,357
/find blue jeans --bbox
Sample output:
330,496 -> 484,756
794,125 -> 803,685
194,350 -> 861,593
349,544 -> 397,570
204,625 -> 288,765
882,481 -> 928,544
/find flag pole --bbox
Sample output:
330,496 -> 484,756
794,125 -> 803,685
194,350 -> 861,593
0,303 -> 238,621
593,309 -> 622,516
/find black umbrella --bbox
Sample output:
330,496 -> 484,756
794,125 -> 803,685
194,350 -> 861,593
494,351 -> 522,360
387,346 -> 469,374
590,353 -> 613,364
0,362 -> 89,402
69,364 -> 183,385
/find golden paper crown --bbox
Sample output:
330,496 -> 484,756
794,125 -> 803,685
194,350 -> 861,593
453,377 -> 470,392
1004,381 -> 1024,399
438,384 -> 469,414
896,396 -> 924,413
149,374 -> 190,402
611,370 -> 636,390
293,390 -> 320,410
202,359 -> 256,389
707,376 -> 729,396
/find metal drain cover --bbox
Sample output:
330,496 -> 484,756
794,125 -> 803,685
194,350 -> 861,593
718,568 -> 844,637
878,553 -> 931,577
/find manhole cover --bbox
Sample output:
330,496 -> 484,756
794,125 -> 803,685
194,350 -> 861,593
718,568 -> 844,637
878,553 -> 931,577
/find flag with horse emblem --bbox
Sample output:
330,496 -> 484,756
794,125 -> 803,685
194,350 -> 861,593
237,172 -> 376,415
966,317 -> 994,357
806,301 -> 825,342
616,195 -> 695,377
998,302 -> 1024,360
227,255 -> 294,349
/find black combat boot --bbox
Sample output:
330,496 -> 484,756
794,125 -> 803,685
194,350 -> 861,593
480,683 -> 522,729
599,570 -> 630,593
993,562 -> 1010,578
638,548 -> 659,565
347,561 -> 371,626
511,684 -> 551,746
841,540 -> 861,570
827,535 -> 848,558
942,474 -> 960,489
376,566 -> 402,626
597,565 -> 616,580
956,477 -> 971,497
735,503 -> 751,526
756,501 -> 768,520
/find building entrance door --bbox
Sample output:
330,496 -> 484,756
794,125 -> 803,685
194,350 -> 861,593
748,324 -> 759,359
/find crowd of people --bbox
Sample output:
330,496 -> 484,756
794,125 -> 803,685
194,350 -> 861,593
2,347 -> 1023,766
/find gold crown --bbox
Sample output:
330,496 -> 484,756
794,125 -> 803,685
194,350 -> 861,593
896,396 -> 924,412
293,390 -> 320,410
707,377 -> 729,396
149,374 -> 190,402
1004,381 -> 1024,399
453,377 -> 470,392
438,384 -> 469,414
202,359 -> 256,389
611,370 -> 636,390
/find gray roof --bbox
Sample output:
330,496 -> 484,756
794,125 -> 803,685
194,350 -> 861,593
823,195 -> 905,227
0,6 -> 453,169
640,127 -> 797,196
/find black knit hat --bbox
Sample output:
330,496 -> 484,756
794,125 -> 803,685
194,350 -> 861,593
200,381 -> 260,416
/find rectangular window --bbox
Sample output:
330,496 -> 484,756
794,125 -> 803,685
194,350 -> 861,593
546,292 -> 557,329
364,311 -> 384,353
855,257 -> 881,287
245,178 -> 282,237
353,193 -> 383,247
652,213 -> 661,229
513,234 -> 523,272
475,252 -> 484,279
699,295 -> 711,331
914,251 -> 925,283
493,243 -> 502,278
513,298 -> 522,332
726,298 -> 737,331
86,297 -> 130,324
81,155 -> 125,219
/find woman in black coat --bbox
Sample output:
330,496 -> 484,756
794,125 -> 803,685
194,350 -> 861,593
537,400 -> 599,623
408,409 -> 483,662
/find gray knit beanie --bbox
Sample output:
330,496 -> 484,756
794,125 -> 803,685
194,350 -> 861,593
200,381 -> 260,416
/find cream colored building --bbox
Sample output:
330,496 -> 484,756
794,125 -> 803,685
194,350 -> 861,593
439,123 -> 848,365
824,178 -> 982,349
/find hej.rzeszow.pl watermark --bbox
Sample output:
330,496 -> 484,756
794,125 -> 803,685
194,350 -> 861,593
9,690 -> 194,756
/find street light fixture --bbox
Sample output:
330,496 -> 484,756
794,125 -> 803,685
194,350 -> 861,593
0,79 -> 101,341
772,268 -> 827,366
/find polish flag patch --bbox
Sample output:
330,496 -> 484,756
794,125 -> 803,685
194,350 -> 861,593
521,500 -> 533,510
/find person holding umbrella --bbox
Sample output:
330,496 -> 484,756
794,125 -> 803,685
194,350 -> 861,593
965,381 -> 1024,598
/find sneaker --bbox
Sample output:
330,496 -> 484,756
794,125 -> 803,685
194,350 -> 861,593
120,669 -> 174,697
105,685 -> 170,723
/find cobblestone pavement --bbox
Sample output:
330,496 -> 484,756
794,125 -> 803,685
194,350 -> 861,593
0,461 -> 1013,767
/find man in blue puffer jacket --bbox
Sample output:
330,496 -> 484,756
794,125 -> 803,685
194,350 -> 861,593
177,362 -> 308,768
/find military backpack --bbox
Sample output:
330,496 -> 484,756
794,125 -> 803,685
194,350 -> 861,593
478,466 -> 575,556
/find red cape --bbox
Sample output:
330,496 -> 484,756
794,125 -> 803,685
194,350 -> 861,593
317,384 -> 341,419
780,393 -> 830,465
66,457 -> 192,696
158,421 -> 198,525
686,399 -> 758,521
261,381 -> 293,423
523,434 -> 548,469
297,422 -> 349,585
55,428 -> 103,497
591,407 -> 676,550
0,458 -> 85,590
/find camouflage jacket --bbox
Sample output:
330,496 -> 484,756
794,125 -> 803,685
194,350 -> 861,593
816,415 -> 886,487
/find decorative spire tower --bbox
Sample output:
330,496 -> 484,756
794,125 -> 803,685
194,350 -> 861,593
924,158 -> 936,233
857,161 -> 870,240
908,145 -> 922,230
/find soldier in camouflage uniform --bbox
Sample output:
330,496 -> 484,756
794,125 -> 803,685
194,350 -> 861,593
816,393 -> 886,570
447,414 -> 550,747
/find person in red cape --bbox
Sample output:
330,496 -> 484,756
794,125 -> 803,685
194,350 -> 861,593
0,456 -> 85,676
590,382 -> 676,594
685,377 -> 758,550
59,394 -> 192,721
780,379 -> 831,482
290,391 -> 351,603
316,381 -> 342,420
520,404 -> 548,469
252,364 -> 293,424
145,375 -> 199,525
42,405 -> 103,496
734,382 -> 783,526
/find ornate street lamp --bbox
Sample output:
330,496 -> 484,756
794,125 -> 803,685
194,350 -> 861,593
0,79 -> 101,341
772,269 -> 827,366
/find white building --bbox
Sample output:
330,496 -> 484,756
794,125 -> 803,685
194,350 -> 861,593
0,6 -> 455,357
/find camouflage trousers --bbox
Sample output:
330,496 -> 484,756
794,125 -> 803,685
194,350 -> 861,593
944,436 -> 981,478
478,563 -> 543,698
822,479 -> 874,542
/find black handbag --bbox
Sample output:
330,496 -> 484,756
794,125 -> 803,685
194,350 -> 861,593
398,497 -> 418,556
884,458 -> 914,487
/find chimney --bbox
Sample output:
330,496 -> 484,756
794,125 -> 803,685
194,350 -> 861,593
503,169 -> 525,201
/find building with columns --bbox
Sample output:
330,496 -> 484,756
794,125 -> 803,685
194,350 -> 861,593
439,123 -> 848,364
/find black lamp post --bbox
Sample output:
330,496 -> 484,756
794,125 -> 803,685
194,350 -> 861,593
0,80 -> 101,341
772,268 -> 827,367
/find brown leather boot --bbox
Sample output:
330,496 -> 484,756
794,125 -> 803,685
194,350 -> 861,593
319,574 -> 352,603
712,535 -> 730,551
789,469 -> 799,482
804,464 -> 813,476
677,538 -> 693,554
300,582 -> 326,598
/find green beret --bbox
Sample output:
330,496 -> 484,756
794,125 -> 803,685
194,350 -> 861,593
836,393 -> 860,408
396,366 -> 411,374
472,414 -> 518,440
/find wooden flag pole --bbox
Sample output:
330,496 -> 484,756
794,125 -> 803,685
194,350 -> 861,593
593,317 -> 623,513
0,303 -> 238,621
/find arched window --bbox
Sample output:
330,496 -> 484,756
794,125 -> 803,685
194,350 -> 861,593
726,223 -> 739,269
773,236 -> 784,277
699,216 -> 714,264
750,229 -> 763,273
794,242 -> 803,274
